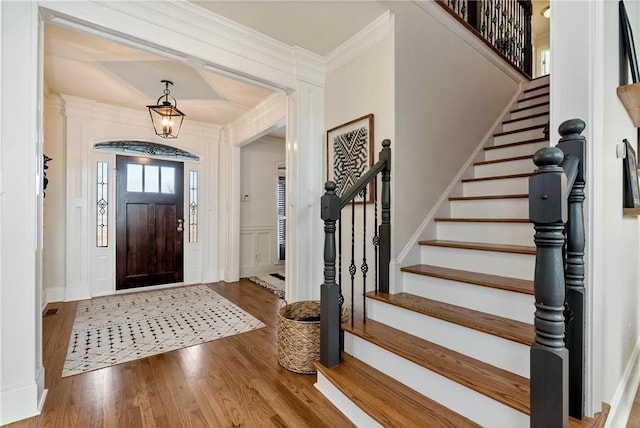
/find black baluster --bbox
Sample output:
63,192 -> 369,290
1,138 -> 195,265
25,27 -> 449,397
529,147 -> 569,428
556,119 -> 587,419
379,140 -> 391,294
350,199 -> 356,327
374,179 -> 379,295
362,187 -> 368,323
321,181 -> 341,368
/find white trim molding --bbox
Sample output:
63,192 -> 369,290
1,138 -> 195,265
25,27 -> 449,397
605,336 -> 640,428
228,93 -> 287,147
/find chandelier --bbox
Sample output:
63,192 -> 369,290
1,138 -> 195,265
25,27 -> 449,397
147,80 -> 186,139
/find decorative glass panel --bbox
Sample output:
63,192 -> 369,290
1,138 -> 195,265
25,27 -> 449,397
96,162 -> 109,247
127,164 -> 143,192
189,170 -> 198,243
161,167 -> 175,194
144,165 -> 159,193
277,168 -> 286,261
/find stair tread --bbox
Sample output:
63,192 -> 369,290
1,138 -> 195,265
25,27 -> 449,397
484,137 -> 548,151
524,83 -> 549,93
401,264 -> 534,295
419,239 -> 536,255
502,112 -> 548,125
494,124 -> 546,137
367,292 -> 535,345
517,92 -> 549,104
343,318 -> 531,414
434,217 -> 529,223
449,194 -> 528,201
510,101 -> 548,114
315,353 -> 480,428
461,172 -> 531,183
474,154 -> 532,166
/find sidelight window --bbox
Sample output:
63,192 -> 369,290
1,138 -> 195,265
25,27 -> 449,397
96,161 -> 109,247
189,170 -> 198,243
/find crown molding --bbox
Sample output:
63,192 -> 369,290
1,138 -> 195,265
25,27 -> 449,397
294,47 -> 325,87
325,10 -> 394,74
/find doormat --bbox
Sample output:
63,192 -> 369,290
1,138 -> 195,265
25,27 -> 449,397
247,273 -> 285,299
62,285 -> 265,377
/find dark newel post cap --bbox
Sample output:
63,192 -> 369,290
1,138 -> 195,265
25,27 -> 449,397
533,147 -> 564,168
558,119 -> 586,139
382,139 -> 391,148
324,181 -> 337,193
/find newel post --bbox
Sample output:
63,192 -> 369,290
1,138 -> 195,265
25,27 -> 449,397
556,119 -> 587,419
379,139 -> 391,294
320,181 -> 341,368
529,147 -> 569,428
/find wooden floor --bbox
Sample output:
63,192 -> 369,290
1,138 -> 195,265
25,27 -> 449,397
8,280 -> 353,428
628,382 -> 640,427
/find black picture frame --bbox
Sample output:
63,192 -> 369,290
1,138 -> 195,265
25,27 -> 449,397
623,138 -> 640,208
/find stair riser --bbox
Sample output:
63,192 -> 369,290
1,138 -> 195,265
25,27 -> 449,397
517,94 -> 549,109
344,334 -> 530,427
523,75 -> 549,90
314,375 -> 383,428
520,86 -> 548,99
367,299 -> 531,377
494,128 -> 545,145
462,177 -> 529,196
437,222 -> 534,246
420,246 -> 534,280
484,141 -> 548,161
502,115 -> 548,133
473,158 -> 534,178
402,273 -> 534,323
450,198 -> 529,219
509,103 -> 549,120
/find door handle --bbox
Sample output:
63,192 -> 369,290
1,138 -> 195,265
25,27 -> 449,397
177,218 -> 184,232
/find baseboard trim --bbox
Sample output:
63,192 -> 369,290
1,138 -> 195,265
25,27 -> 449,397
0,381 -> 40,425
45,286 -> 65,304
605,336 -> 640,428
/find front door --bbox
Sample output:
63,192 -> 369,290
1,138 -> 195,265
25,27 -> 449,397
116,156 -> 184,290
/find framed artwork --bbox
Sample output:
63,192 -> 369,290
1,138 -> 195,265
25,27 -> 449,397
326,114 -> 374,203
623,138 -> 640,208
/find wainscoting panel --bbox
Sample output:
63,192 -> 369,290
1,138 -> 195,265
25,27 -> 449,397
240,225 -> 279,277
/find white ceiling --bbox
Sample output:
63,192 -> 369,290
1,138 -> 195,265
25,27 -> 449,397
43,1 -> 389,129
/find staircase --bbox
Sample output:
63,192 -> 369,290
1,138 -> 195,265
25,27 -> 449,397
315,76 -> 606,427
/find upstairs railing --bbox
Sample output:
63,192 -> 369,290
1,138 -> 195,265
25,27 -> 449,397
529,119 -> 587,427
320,139 -> 391,368
436,0 -> 533,77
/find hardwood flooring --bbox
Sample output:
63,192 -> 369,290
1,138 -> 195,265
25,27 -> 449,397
628,383 -> 640,427
8,280 -> 353,428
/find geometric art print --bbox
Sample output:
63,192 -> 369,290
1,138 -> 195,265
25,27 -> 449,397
62,285 -> 265,377
327,114 -> 374,202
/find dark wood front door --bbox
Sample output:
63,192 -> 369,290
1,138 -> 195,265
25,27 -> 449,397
116,156 -> 184,290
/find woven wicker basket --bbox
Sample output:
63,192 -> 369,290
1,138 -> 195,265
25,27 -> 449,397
277,301 -> 347,374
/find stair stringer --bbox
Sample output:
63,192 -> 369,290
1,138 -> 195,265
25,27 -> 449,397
391,86 -> 524,294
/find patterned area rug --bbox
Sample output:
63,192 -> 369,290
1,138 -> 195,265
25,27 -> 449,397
247,273 -> 285,299
62,285 -> 265,377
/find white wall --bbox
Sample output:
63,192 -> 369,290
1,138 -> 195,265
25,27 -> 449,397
239,137 -> 285,276
389,1 -> 520,258
552,0 -> 640,422
43,94 -> 221,302
0,2 -> 46,425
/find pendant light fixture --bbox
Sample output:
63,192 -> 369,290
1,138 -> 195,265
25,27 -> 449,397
147,80 -> 186,139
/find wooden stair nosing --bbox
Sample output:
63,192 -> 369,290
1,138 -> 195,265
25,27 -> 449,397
343,318 -> 531,415
523,83 -> 549,93
494,124 -> 546,137
449,194 -> 528,201
367,291 -> 534,345
484,137 -> 548,151
517,92 -> 549,104
314,354 -> 481,428
502,111 -> 549,125
461,172 -> 531,183
418,239 -> 536,255
510,101 -> 549,115
400,264 -> 534,295
434,217 -> 530,223
474,154 -> 532,166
